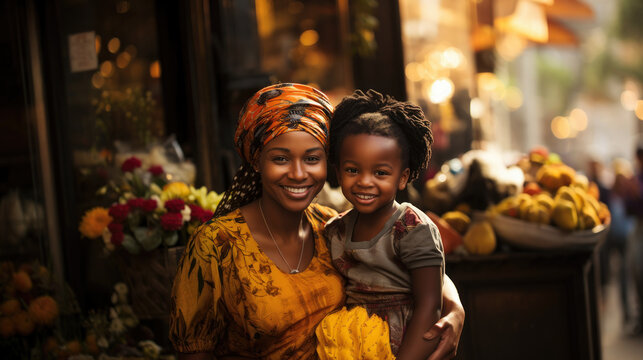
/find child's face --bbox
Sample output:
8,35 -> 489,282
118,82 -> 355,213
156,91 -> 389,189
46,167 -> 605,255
336,134 -> 410,215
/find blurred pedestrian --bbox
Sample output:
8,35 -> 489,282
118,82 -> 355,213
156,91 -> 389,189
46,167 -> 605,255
626,146 -> 643,333
605,158 -> 636,327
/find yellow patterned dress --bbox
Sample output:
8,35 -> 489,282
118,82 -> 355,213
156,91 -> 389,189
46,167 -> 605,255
169,203 -> 345,359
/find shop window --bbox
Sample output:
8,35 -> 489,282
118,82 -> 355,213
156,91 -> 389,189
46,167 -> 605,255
255,0 -> 353,103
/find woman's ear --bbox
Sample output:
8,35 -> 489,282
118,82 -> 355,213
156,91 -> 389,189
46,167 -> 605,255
398,168 -> 411,190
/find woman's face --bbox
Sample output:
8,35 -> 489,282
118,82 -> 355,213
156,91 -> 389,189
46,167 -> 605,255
257,131 -> 327,213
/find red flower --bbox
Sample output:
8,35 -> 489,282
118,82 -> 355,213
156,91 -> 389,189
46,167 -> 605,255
141,199 -> 157,212
127,198 -> 145,209
107,222 -> 123,233
164,199 -> 185,213
160,212 -> 183,231
189,204 -> 213,223
148,165 -> 164,176
110,230 -> 124,246
121,156 -> 142,172
108,204 -> 130,222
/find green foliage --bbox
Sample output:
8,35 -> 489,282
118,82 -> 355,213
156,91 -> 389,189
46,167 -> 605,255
351,0 -> 379,57
617,0 -> 643,40
537,56 -> 575,116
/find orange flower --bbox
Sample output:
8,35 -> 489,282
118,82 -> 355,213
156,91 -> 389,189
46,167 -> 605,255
0,317 -> 15,338
12,271 -> 32,293
28,295 -> 59,326
0,299 -> 21,316
12,311 -> 35,336
79,207 -> 113,238
42,336 -> 59,356
66,339 -> 82,355
85,333 -> 100,354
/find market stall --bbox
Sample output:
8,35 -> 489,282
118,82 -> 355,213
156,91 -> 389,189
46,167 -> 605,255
423,146 -> 608,359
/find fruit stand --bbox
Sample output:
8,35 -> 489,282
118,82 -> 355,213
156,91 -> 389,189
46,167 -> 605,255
447,248 -> 601,360
421,147 -> 609,360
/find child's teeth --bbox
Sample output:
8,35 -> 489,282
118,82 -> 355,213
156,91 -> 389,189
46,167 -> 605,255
356,194 -> 374,200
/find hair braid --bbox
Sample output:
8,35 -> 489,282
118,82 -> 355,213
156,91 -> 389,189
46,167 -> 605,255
329,89 -> 433,181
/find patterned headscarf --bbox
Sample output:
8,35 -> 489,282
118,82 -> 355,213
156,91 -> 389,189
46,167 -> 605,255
214,83 -> 333,216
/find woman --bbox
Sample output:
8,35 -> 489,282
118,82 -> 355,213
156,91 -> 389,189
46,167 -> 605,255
169,83 -> 464,359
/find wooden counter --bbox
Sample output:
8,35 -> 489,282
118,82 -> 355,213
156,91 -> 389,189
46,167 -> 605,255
446,246 -> 602,360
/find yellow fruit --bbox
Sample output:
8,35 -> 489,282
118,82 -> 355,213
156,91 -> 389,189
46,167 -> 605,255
533,193 -> 554,212
551,199 -> 578,231
525,204 -> 551,225
441,211 -> 471,235
555,186 -> 583,211
463,221 -> 496,255
518,196 -> 534,220
597,202 -> 610,224
579,205 -> 600,230
494,196 -> 520,218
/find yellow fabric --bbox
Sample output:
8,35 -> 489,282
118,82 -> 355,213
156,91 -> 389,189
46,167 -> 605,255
169,203 -> 344,359
316,306 -> 396,360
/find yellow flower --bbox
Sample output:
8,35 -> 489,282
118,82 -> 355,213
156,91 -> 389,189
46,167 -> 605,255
79,207 -> 112,238
161,181 -> 190,201
189,186 -> 223,212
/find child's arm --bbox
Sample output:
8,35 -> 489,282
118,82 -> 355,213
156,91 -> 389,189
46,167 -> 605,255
395,266 -> 443,360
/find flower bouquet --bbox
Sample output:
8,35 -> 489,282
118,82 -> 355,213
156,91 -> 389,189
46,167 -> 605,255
0,261 -> 61,359
79,156 -> 222,255
79,156 -> 222,319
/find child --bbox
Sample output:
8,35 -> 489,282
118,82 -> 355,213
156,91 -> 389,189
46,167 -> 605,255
324,89 -> 444,359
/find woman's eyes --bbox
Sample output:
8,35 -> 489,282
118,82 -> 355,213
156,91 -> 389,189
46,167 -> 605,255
271,155 -> 321,163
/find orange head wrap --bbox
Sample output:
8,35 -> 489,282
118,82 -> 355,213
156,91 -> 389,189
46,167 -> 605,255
234,83 -> 333,165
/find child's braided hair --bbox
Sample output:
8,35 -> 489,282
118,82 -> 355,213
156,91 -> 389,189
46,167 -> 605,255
329,89 -> 433,181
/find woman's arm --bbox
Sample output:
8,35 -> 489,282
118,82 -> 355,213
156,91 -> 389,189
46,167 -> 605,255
395,266 -> 443,360
423,274 -> 465,360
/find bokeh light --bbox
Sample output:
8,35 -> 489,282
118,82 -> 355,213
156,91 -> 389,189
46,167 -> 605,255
551,116 -> 571,139
299,29 -> 319,46
505,87 -> 523,110
107,37 -> 121,54
100,61 -> 114,77
635,100 -> 643,120
620,90 -> 637,111
569,108 -> 588,131
149,60 -> 161,78
470,98 -> 484,118
427,78 -> 455,104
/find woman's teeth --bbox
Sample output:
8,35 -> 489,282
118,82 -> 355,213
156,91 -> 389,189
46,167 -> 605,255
283,186 -> 308,194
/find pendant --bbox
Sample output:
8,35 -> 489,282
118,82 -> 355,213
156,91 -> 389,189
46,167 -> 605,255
289,269 -> 300,274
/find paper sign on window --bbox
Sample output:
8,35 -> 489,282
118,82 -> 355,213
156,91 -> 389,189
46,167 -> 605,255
69,31 -> 98,73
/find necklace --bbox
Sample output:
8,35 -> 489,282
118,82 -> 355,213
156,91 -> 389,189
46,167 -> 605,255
258,200 -> 305,274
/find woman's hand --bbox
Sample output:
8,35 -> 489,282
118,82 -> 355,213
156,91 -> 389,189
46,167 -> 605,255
423,275 -> 465,359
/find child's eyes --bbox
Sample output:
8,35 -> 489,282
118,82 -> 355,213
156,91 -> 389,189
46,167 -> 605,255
375,170 -> 390,176
344,167 -> 358,174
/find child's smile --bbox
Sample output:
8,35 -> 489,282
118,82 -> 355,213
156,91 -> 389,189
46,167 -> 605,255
337,134 -> 410,222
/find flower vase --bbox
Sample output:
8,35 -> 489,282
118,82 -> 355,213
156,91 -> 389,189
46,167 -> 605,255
116,246 -> 185,319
